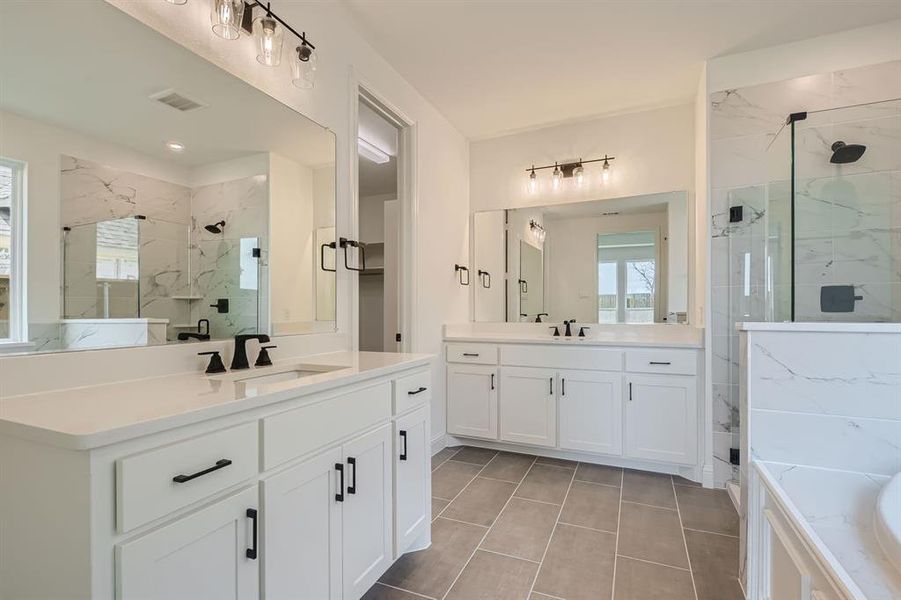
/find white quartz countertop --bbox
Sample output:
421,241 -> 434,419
0,351 -> 432,451
756,461 -> 901,600
739,322 -> 901,333
444,327 -> 703,348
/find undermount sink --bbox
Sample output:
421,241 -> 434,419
232,364 -> 346,389
875,472 -> 901,574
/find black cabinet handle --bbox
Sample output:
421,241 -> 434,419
549,377 -> 553,395
245,508 -> 258,560
561,378 -> 566,396
335,463 -> 344,502
347,457 -> 357,494
340,238 -> 366,273
478,270 -> 491,288
399,430 -> 408,461
462,352 -> 480,357
629,382 -> 633,401
408,386 -> 427,396
172,459 -> 232,483
490,373 -> 495,390
649,361 -> 672,365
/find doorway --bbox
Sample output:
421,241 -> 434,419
357,96 -> 403,352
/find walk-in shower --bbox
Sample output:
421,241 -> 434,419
766,97 -> 901,323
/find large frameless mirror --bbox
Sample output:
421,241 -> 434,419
472,191 -> 690,324
0,0 -> 336,354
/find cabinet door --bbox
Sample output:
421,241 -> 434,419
262,447 -> 343,600
447,364 -> 498,439
624,374 -> 697,465
117,487 -> 258,600
342,424 -> 393,599
499,367 -> 557,447
394,405 -> 430,556
558,369 -> 622,455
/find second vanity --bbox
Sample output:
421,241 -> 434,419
443,323 -> 707,483
0,351 -> 433,600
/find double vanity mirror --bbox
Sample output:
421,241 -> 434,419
0,1 -> 336,354
473,191 -> 690,325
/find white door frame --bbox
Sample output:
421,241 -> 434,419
348,68 -> 418,353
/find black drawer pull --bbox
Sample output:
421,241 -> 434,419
245,508 -> 258,560
408,386 -> 427,395
649,361 -> 672,365
172,459 -> 232,483
561,378 -> 566,396
347,457 -> 357,494
400,430 -> 408,461
490,373 -> 495,390
629,382 -> 633,401
549,377 -> 553,395
462,352 -> 480,357
335,463 -> 344,502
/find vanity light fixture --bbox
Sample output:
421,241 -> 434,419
166,141 -> 186,152
210,0 -> 245,40
530,219 -> 546,243
291,41 -> 318,89
525,155 -> 615,190
253,5 -> 284,66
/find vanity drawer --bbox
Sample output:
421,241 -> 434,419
501,345 -> 622,371
116,422 -> 259,533
625,349 -> 697,375
447,343 -> 498,365
263,381 -> 391,470
394,369 -> 432,414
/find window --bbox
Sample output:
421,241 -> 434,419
95,218 -> 139,281
597,231 -> 658,324
0,157 -> 25,343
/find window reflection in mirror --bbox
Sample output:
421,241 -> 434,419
0,0 -> 336,354
473,191 -> 689,325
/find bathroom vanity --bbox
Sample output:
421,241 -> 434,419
443,323 -> 707,483
0,351 -> 433,600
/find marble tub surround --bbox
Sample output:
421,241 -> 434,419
59,318 -> 168,350
443,322 -> 704,348
0,350 -> 431,450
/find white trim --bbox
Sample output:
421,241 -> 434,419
0,156 -> 27,343
430,433 -> 447,456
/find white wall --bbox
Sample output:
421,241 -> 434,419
0,1 -> 471,444
472,211 -> 505,322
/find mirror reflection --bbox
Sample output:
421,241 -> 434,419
473,191 -> 689,324
0,1 -> 336,353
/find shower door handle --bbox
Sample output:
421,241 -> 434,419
320,242 -> 337,273
339,238 -> 366,273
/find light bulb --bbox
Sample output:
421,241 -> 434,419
528,168 -> 537,193
253,15 -> 284,66
292,43 -> 318,89
573,163 -> 584,186
552,164 -> 562,190
210,0 -> 244,40
602,159 -> 611,183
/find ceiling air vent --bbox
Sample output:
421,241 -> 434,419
149,89 -> 208,112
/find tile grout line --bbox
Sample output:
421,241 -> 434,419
621,499 -> 679,512
434,515 -> 489,529
430,447 -> 461,472
672,476 -> 700,600
525,460 -> 578,599
610,467 -> 625,600
374,582 -> 438,600
556,520 -> 617,536
440,454 -> 540,600
476,547 -> 541,565
682,526 -> 740,539
572,477 -> 622,490
616,553 -> 692,573
431,451 -> 495,522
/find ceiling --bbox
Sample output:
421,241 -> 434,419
541,191 -> 679,220
344,1 -> 901,139
0,1 -> 335,169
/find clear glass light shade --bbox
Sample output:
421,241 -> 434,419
166,0 -> 188,5
602,160 -> 611,182
291,46 -> 318,89
528,170 -> 537,193
573,164 -> 584,186
253,16 -> 284,66
552,166 -> 562,189
210,0 -> 245,40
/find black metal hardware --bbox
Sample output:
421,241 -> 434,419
320,241 -> 337,272
549,326 -> 560,337
455,264 -> 470,285
578,326 -> 589,338
561,378 -> 565,396
649,361 -> 672,365
462,352 -> 480,357
239,1 -> 316,50
198,351 -> 227,374
563,320 -> 575,337
629,382 -> 633,401
180,317 -> 212,341
535,313 -> 548,323
335,463 -> 344,502
729,206 -> 743,223
408,386 -> 427,396
339,238 -> 366,272
251,247 -> 262,259
134,214 -> 147,220
199,319 -> 210,337
524,155 -> 615,176
786,111 -> 808,124
549,377 -> 553,395
477,269 -> 491,288
347,457 -> 357,494
255,345 -> 277,367
490,373 -> 495,390
518,279 -> 528,293
396,333 -> 402,343
245,508 -> 258,559
231,333 -> 271,370
172,458 -> 232,483
210,298 -> 230,313
730,448 -> 741,466
399,431 -> 408,461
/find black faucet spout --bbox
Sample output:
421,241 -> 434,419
231,334 -> 271,370
563,320 -> 576,337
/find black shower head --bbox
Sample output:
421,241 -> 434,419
830,141 -> 866,164
204,220 -> 226,234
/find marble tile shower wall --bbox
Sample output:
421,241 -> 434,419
189,175 -> 268,340
709,59 -> 901,487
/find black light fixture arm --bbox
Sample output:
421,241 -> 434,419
526,155 -> 615,173
241,1 -> 316,49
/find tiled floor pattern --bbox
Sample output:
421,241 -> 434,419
365,446 -> 744,600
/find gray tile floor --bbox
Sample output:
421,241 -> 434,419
365,447 -> 744,600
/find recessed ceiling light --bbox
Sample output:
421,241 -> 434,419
166,141 -> 186,153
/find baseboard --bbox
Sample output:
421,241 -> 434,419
727,481 -> 741,513
430,433 -> 447,456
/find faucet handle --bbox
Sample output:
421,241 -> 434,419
255,345 -> 277,367
549,326 -> 560,337
578,326 -> 590,338
198,351 -> 227,374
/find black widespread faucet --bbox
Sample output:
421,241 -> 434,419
177,318 -> 211,341
563,319 -> 576,337
535,313 -> 549,323
231,333 -> 271,370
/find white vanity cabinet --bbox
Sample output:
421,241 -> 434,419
0,361 -> 432,600
445,339 -> 704,481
